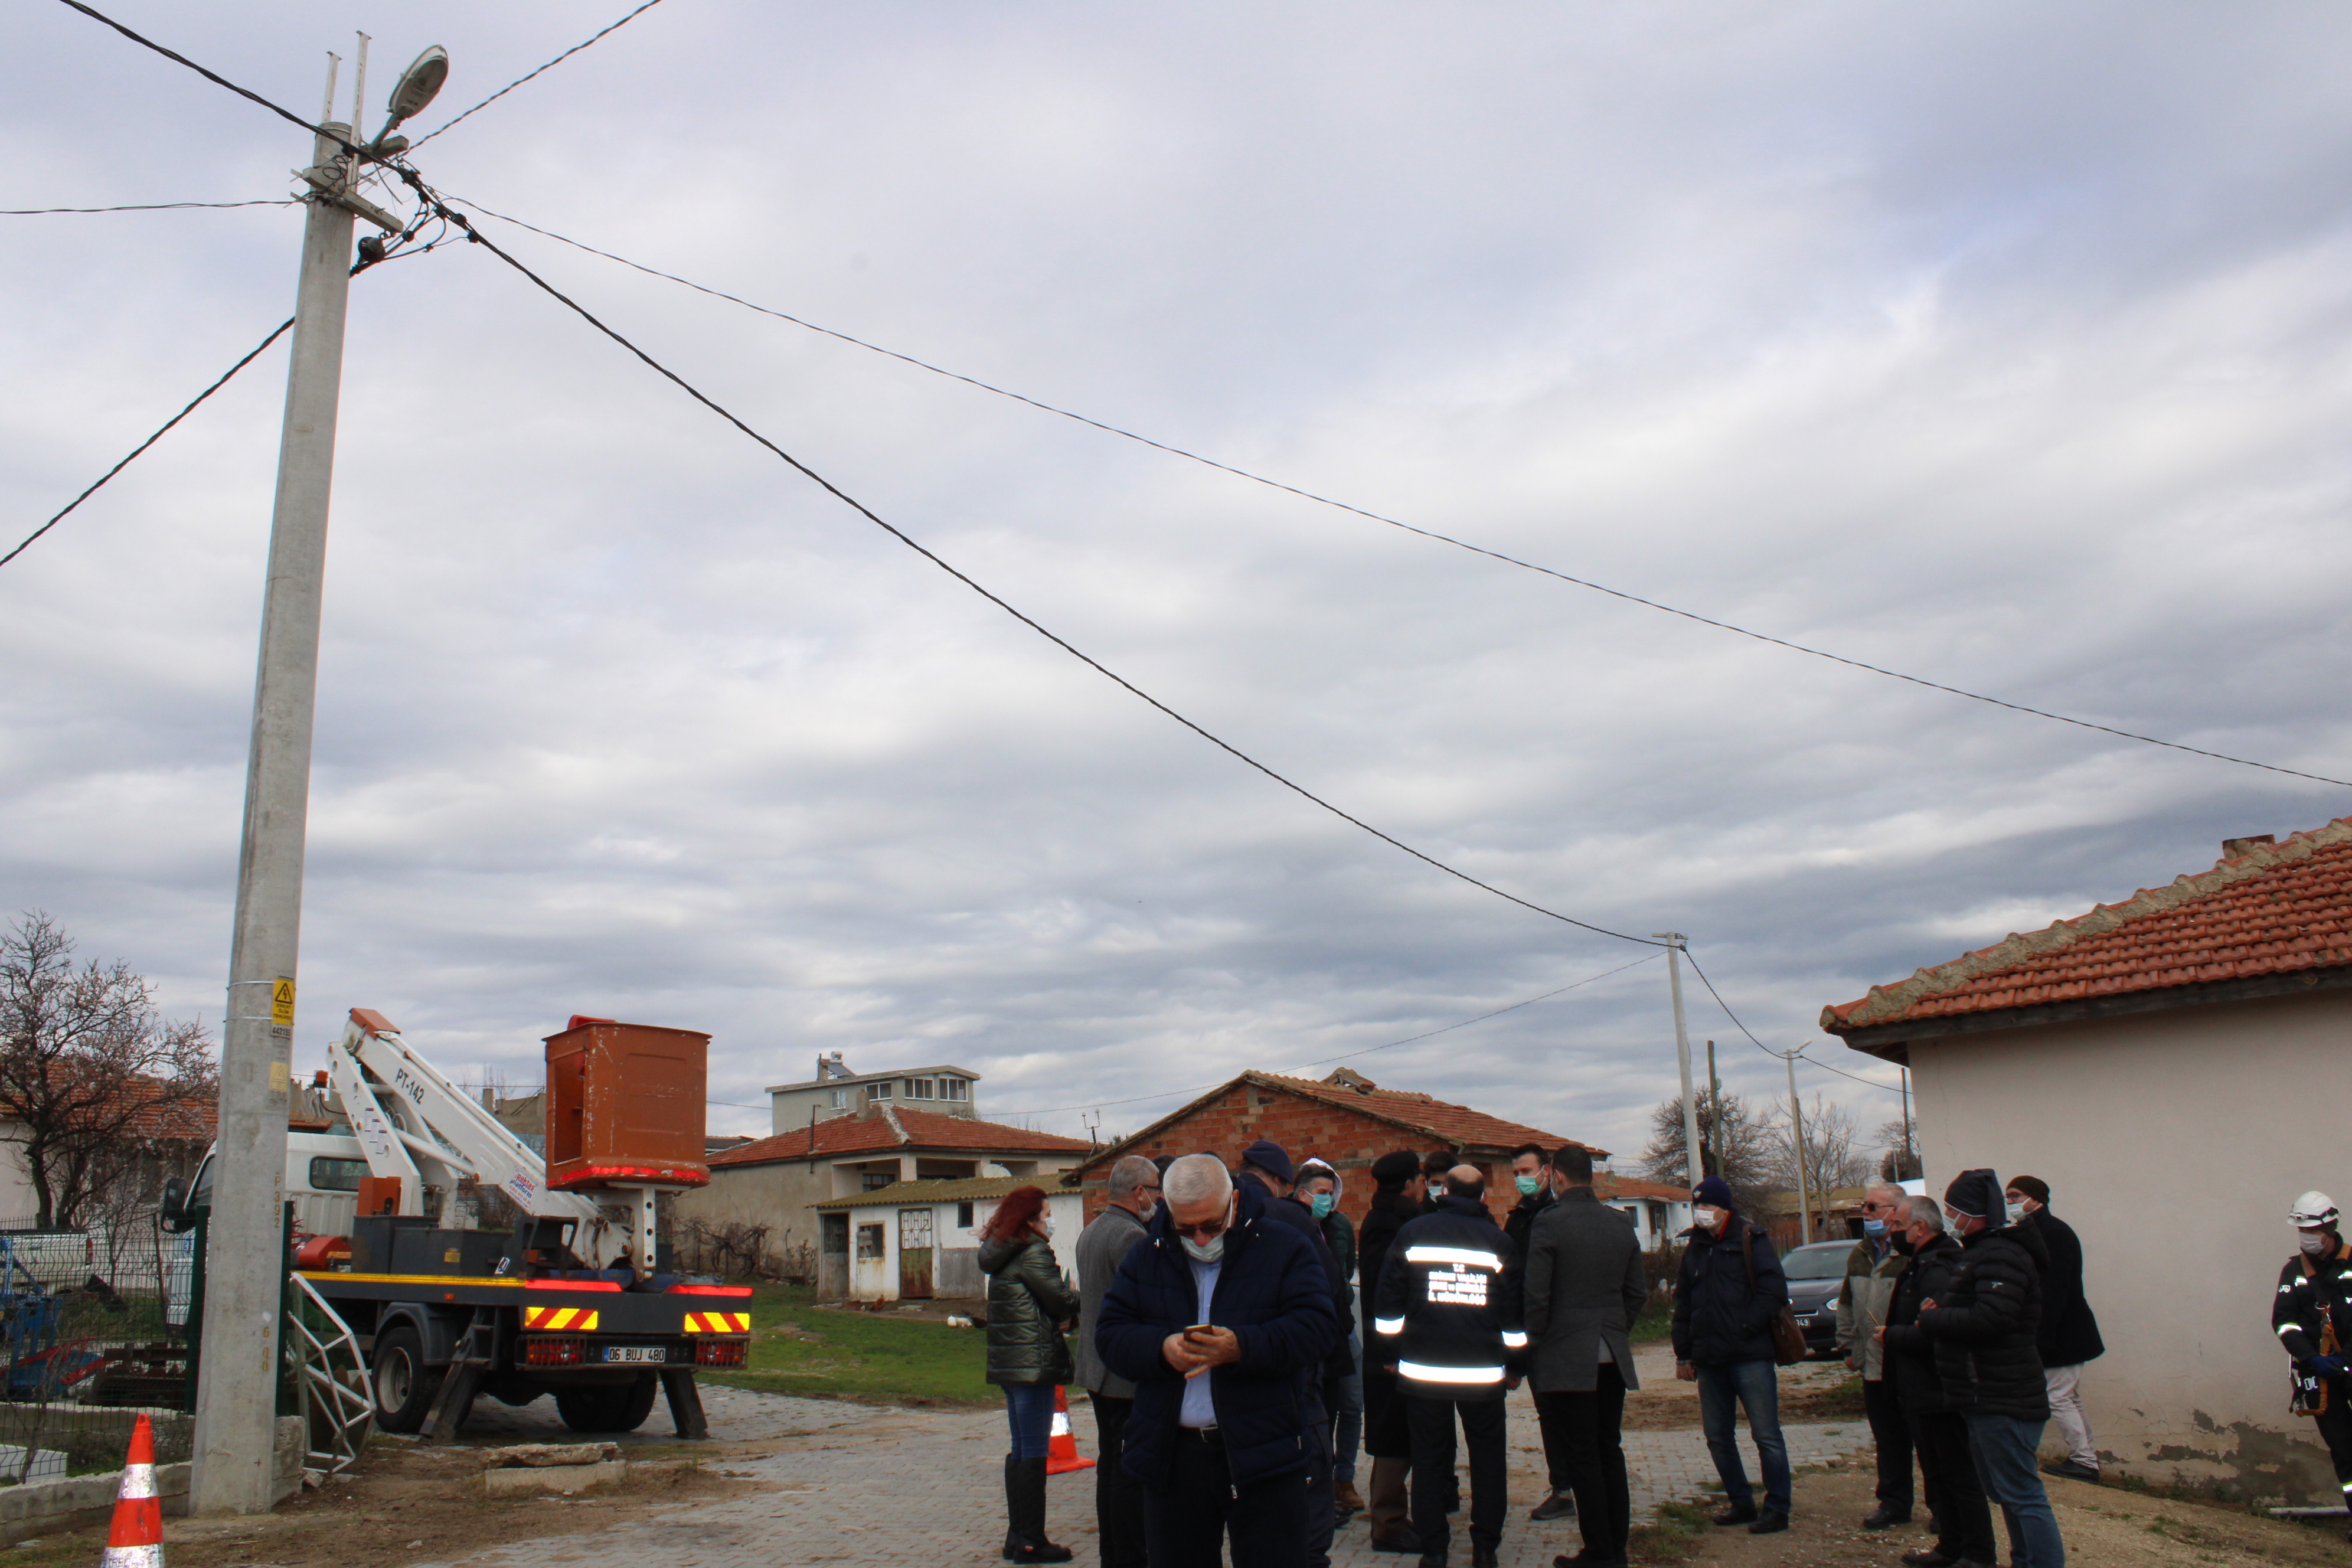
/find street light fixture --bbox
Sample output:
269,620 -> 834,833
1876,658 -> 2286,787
368,44 -> 448,153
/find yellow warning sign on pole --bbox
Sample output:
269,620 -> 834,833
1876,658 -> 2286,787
271,978 -> 296,1027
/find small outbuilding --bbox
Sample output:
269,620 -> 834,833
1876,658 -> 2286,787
1823,817 -> 2352,1498
812,1175 -> 1085,1302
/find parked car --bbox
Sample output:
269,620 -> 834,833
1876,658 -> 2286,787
1779,1240 -> 1857,1357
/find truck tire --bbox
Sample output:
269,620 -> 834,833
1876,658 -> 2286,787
554,1374 -> 659,1433
370,1324 -> 444,1433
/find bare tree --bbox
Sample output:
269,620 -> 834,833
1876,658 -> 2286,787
1875,1116 -> 1922,1181
1768,1095 -> 1875,1201
1638,1087 -> 1776,1214
0,914 -> 217,1230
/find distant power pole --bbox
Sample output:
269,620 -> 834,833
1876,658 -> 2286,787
1704,1038 -> 1719,1172
1783,1049 -> 1812,1244
1655,935 -> 1703,1195
193,41 -> 442,1516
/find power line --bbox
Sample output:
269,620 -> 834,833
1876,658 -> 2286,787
51,1 -> 364,156
2,200 -> 296,214
442,198 -> 2352,793
2,316 -> 293,569
409,0 -> 670,149
1680,947 -> 1899,1096
421,197 -> 1667,950
995,951 -> 1662,1117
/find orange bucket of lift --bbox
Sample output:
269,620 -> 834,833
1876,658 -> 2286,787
543,1016 -> 711,1192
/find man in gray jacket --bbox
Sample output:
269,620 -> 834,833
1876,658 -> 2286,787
1076,1155 -> 1162,1568
1834,1184 -> 1913,1530
1523,1143 -> 1647,1568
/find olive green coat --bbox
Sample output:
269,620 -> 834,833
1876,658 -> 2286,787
981,1233 -> 1079,1386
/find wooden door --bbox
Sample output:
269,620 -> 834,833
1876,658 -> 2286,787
898,1207 -> 935,1298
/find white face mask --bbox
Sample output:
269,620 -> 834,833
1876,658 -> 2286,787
1136,1200 -> 1159,1226
1181,1232 -> 1226,1264
1693,1206 -> 1721,1231
1040,1214 -> 1055,1239
2003,1201 -> 2027,1227
2302,1232 -> 2332,1257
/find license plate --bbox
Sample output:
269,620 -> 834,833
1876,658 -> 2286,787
603,1346 -> 665,1363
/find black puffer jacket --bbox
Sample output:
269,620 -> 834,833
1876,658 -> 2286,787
1881,1234 -> 1963,1415
981,1233 -> 1079,1386
1916,1221 -> 2049,1420
2021,1207 -> 2104,1368
1240,1172 -> 1353,1382
1670,1213 -> 1788,1367
1503,1186 -> 1554,1256
1358,1191 -> 1415,1344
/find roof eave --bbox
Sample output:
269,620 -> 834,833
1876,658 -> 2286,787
1836,961 -> 2352,1061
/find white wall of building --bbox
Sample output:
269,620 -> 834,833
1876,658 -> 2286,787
1905,985 -> 2352,1499
838,1189 -> 1084,1304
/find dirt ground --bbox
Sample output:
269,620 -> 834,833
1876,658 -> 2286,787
1622,1355 -> 1865,1432
1638,1464 -> 2352,1567
4,1439 -> 762,1568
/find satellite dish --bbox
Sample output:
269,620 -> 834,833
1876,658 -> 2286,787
384,45 -> 449,127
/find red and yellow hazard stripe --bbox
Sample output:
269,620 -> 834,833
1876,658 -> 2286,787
523,1305 -> 600,1331
682,1311 -> 750,1334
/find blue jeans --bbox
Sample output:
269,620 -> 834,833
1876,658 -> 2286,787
1964,1412 -> 2066,1568
1696,1359 -> 1790,1515
1331,1322 -> 1364,1484
1004,1382 -> 1056,1461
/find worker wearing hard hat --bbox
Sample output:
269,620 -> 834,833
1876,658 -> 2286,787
2275,1190 -> 2352,1537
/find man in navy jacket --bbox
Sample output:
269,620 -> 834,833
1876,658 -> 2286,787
1671,1175 -> 1792,1534
1096,1154 -> 1337,1568
1374,1164 -> 1525,1568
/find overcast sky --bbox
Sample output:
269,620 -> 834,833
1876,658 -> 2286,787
6,2 -> 2350,1166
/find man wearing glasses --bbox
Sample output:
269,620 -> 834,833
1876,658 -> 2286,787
1096,1153 -> 1338,1568
1077,1156 -> 1165,1568
1835,1184 -> 1916,1531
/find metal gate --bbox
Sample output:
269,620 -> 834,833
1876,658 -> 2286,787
897,1208 -> 934,1299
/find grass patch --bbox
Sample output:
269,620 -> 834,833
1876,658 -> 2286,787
1782,1373 -> 1867,1421
697,1286 -> 999,1407
1628,1498 -> 1711,1563
1631,1298 -> 1674,1344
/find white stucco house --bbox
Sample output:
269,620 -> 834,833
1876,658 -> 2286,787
812,1174 -> 1085,1303
1823,818 -> 2352,1500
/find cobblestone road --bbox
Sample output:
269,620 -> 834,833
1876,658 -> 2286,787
422,1351 -> 1871,1568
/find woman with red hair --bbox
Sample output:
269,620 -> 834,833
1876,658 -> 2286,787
981,1185 -> 1079,1563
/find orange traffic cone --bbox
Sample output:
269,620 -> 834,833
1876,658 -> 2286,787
1044,1386 -> 1094,1475
99,1413 -> 162,1566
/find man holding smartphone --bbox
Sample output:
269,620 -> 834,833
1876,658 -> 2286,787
1096,1153 -> 1338,1568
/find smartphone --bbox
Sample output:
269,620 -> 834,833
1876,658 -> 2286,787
1184,1322 -> 1214,1335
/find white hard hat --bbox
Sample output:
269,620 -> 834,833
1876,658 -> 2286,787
2290,1191 -> 2340,1227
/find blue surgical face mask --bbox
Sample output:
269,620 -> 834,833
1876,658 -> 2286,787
1863,1218 -> 1887,1237
1514,1175 -> 1542,1197
1309,1193 -> 1335,1220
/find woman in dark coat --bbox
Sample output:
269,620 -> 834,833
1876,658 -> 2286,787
980,1186 -> 1080,1564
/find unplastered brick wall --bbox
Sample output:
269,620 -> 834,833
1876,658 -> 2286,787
1074,1082 -> 1507,1227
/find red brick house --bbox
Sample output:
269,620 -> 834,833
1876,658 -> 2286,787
1068,1068 -> 1600,1229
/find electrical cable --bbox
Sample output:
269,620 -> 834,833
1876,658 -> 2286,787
1,316 -> 292,570
416,196 -> 1667,949
986,951 -> 1663,1117
439,197 -> 2352,793
51,1 -> 366,158
1,235 -> 447,572
1,199 -> 296,214
1681,946 -> 1899,1095
407,0 -> 669,150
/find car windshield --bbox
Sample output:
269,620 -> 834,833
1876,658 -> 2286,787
1782,1242 -> 1853,1280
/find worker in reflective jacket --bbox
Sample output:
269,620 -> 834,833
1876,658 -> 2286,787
1373,1163 -> 1527,1568
2277,1190 -> 2352,1536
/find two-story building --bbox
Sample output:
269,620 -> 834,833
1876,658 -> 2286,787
765,1054 -> 981,1131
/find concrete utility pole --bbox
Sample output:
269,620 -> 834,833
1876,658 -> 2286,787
1783,1050 -> 1812,1244
1705,1038 -> 1720,1172
1656,935 -> 1704,1195
191,34 -> 445,1508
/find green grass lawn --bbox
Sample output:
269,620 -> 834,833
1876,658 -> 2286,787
1631,1296 -> 1674,1343
697,1286 -> 999,1407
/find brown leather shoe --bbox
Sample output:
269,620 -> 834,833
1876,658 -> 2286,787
1335,1479 -> 1368,1513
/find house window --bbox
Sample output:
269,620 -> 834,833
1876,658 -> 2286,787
829,1088 -> 846,1109
942,1077 -> 968,1102
861,1170 -> 893,1192
956,1201 -> 974,1228
911,1078 -> 935,1099
855,1223 -> 884,1260
868,1080 -> 893,1099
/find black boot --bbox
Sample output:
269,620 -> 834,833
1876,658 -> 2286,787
1005,1456 -> 1074,1564
1001,1455 -> 1023,1560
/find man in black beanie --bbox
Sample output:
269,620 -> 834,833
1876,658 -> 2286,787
1916,1169 -> 2064,1568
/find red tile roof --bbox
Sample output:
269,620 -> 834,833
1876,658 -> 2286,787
1823,816 -> 2352,1035
707,1106 -> 1090,1169
1596,1173 -> 1688,1203
1249,1073 -> 1595,1158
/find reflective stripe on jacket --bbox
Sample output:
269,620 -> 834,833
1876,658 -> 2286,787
1372,1194 -> 1525,1399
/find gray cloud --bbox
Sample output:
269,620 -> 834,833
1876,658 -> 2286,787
5,2 -> 2350,1159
